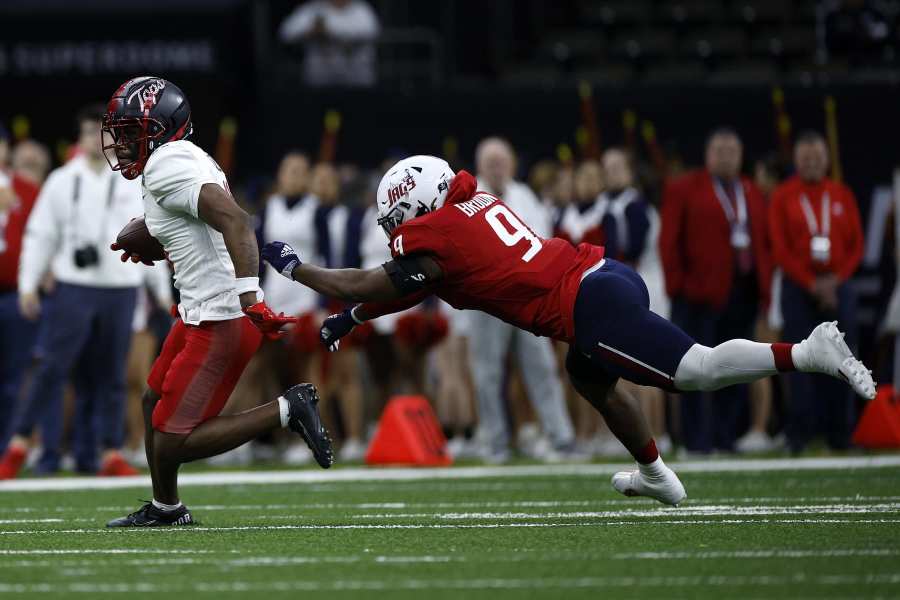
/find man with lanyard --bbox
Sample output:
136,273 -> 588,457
0,104 -> 160,478
769,131 -> 864,452
660,127 -> 772,454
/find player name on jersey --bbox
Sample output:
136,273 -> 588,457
454,195 -> 496,217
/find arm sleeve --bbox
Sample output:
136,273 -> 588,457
278,3 -> 318,43
658,178 -> 686,297
768,188 -> 815,290
18,173 -> 63,294
142,146 -> 216,218
837,187 -> 864,282
358,289 -> 431,320
623,200 -> 651,262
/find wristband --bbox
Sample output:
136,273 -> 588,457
234,276 -> 261,296
349,305 -> 366,325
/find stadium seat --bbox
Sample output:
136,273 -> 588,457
574,63 -> 636,85
579,0 -> 653,28
679,29 -> 748,61
539,30 -> 608,67
611,30 -> 677,61
500,65 -> 565,87
708,60 -> 779,84
779,27 -> 817,59
656,0 -> 725,27
642,60 -> 708,84
729,0 -> 790,26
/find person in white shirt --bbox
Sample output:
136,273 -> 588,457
279,0 -> 380,87
467,137 -> 576,462
0,104 -> 152,478
85,77 -> 331,528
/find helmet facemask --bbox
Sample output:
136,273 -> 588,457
101,114 -> 165,180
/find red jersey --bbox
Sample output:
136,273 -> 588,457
385,192 -> 604,343
0,173 -> 40,291
768,176 -> 863,289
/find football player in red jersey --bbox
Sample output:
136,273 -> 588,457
263,156 -> 876,505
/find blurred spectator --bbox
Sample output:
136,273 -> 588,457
253,150 -> 327,465
468,137 -> 576,462
660,127 -> 772,454
528,160 -> 559,204
600,148 -> 672,454
768,131 -> 864,452
554,160 -> 603,451
123,266 -> 173,467
279,0 -> 380,87
824,0 -> 893,66
0,124 -> 10,171
556,160 -> 605,246
11,140 -> 51,186
736,153 -> 791,454
0,104 -> 152,478
315,162 -> 368,461
0,130 -> 41,450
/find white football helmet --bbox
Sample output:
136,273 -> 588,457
376,155 -> 454,237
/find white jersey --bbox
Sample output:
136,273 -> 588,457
261,193 -> 322,315
141,140 -> 241,325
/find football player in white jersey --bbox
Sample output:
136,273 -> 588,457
101,77 -> 333,527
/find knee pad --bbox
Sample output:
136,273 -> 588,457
673,344 -> 712,391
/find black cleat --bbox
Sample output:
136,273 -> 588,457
282,383 -> 334,468
106,501 -> 194,528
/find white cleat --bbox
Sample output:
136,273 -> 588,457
611,457 -> 687,506
797,321 -> 876,400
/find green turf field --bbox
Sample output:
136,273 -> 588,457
1,458 -> 899,599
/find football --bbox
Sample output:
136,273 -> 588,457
115,216 -> 166,262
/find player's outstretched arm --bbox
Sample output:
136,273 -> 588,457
262,240 -> 442,303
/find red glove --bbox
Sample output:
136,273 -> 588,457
243,301 -> 298,340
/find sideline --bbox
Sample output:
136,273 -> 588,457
1,455 -> 898,493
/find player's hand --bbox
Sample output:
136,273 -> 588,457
320,309 -> 356,352
261,241 -> 301,279
109,242 -> 155,266
18,292 -> 40,321
243,301 -> 298,340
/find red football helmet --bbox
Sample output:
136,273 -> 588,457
102,76 -> 193,180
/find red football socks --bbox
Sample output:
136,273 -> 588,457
634,438 -> 659,464
771,343 -> 796,372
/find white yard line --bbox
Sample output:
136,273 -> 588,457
1,455 -> 898,493
2,518 -> 898,536
6,495 -> 900,514
1,573 -> 899,593
2,549 -> 897,570
0,519 -> 62,525
343,504 -> 900,520
0,549 -> 227,555
613,549 -> 900,560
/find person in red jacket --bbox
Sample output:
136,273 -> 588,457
769,131 -> 864,452
0,131 -> 41,449
660,127 -> 773,453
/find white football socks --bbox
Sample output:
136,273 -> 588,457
638,456 -> 666,478
152,499 -> 183,513
277,396 -> 290,428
